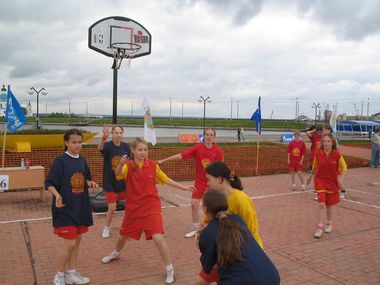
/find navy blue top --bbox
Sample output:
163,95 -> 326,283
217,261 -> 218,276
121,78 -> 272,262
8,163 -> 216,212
199,215 -> 280,285
101,141 -> 131,193
45,153 -> 93,228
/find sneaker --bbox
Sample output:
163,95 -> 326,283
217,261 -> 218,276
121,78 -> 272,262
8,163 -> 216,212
184,230 -> 197,238
301,185 -> 306,191
65,272 -> 90,285
53,273 -> 65,285
340,191 -> 346,199
314,226 -> 323,238
102,250 -> 121,264
165,268 -> 175,284
325,224 -> 332,233
102,227 -> 110,238
314,196 -> 318,201
291,184 -> 296,191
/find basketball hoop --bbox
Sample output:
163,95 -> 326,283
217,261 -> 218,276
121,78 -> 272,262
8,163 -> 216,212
110,42 -> 141,69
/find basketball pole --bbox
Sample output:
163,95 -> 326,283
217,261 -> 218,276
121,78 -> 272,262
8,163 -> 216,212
112,61 -> 118,124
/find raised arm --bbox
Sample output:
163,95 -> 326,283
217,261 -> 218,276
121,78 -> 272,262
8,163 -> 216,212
157,153 -> 182,165
97,125 -> 111,151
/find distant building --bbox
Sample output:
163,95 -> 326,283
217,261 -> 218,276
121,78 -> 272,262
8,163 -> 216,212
26,101 -> 33,117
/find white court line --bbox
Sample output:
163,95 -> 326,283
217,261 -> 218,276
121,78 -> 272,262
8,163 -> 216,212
344,188 -> 380,197
2,189 -> 379,225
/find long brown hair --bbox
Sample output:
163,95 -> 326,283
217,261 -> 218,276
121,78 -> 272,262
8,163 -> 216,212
203,190 -> 248,268
320,133 -> 337,151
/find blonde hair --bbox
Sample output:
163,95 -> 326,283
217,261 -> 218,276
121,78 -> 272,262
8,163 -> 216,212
130,137 -> 148,150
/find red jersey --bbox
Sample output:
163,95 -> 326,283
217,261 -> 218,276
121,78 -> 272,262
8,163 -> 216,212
181,143 -> 223,192
288,140 -> 306,165
124,159 -> 162,218
309,134 -> 322,152
313,150 -> 346,193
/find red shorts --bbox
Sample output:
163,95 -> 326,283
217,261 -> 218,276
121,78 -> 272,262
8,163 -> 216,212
288,163 -> 303,171
316,191 -> 339,206
119,212 -> 164,240
105,191 -> 126,203
199,266 -> 218,283
54,226 -> 88,239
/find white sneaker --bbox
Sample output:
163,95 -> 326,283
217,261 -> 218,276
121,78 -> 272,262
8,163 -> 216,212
184,230 -> 196,238
165,268 -> 175,284
102,227 -> 110,238
53,273 -> 65,285
291,184 -> 296,191
102,250 -> 121,264
65,271 -> 90,285
340,191 -> 346,199
301,185 -> 306,191
324,224 -> 332,233
314,227 -> 323,238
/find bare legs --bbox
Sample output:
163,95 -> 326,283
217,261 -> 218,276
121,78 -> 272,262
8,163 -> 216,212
57,235 -> 82,272
105,202 -> 117,228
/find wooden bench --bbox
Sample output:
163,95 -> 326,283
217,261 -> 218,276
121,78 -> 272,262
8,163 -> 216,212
0,166 -> 45,201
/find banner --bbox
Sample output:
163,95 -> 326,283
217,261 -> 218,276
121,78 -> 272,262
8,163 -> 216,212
329,104 -> 337,135
143,97 -> 157,145
250,96 -> 262,134
5,85 -> 26,133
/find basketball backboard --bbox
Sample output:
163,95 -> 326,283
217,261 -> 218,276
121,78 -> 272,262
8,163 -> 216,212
88,16 -> 151,59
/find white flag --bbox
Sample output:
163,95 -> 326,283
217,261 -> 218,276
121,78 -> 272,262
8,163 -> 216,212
143,97 -> 157,145
329,104 -> 337,135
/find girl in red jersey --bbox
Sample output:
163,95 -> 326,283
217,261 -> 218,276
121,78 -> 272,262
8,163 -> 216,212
102,138 -> 194,284
158,128 -> 224,238
287,131 -> 306,191
306,126 -> 323,171
307,133 -> 347,238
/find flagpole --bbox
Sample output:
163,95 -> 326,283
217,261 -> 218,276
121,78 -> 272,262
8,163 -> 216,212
2,123 -> 7,168
255,133 -> 260,175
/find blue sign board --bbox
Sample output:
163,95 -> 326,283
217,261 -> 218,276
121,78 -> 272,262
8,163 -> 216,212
281,134 -> 294,142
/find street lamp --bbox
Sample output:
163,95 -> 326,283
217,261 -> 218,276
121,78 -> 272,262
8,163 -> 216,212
28,87 -> 47,128
198,96 -> 211,132
311,103 -> 321,126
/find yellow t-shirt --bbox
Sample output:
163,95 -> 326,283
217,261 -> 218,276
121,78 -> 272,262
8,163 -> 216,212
227,189 -> 263,249
116,160 -> 169,184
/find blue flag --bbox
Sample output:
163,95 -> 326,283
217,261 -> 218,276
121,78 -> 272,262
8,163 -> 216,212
5,85 -> 26,133
250,96 -> 261,134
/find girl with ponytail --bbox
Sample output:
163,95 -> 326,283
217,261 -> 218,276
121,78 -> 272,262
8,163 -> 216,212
198,161 -> 264,284
198,190 -> 280,285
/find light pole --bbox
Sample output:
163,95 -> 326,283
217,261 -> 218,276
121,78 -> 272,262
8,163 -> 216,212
311,103 -> 321,126
0,85 -> 6,116
180,100 -> 184,118
28,87 -> 47,129
198,96 -> 211,132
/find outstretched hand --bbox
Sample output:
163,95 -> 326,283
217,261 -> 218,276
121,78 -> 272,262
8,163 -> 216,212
102,125 -> 112,138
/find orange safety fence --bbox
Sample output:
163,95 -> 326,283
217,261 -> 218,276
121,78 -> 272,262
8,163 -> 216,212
178,134 -> 201,144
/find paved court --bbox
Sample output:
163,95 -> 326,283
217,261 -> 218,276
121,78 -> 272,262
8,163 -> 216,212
0,166 -> 379,285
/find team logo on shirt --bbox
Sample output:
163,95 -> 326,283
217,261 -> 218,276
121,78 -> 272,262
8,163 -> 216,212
201,158 -> 212,169
292,148 -> 300,157
70,172 -> 85,194
112,156 -> 121,170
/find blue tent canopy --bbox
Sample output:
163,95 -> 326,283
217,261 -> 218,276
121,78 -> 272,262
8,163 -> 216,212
337,120 -> 380,133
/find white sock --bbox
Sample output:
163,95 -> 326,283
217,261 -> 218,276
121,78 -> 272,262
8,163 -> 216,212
66,269 -> 76,274
192,223 -> 200,231
56,271 -> 65,277
166,264 -> 174,271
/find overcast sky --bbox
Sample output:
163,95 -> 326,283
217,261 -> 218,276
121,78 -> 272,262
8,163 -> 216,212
1,0 -> 380,120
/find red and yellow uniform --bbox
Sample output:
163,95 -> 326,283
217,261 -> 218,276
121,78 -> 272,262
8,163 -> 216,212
313,150 -> 347,206
288,140 -> 306,171
181,143 -> 223,199
309,134 -> 322,165
116,159 -> 169,240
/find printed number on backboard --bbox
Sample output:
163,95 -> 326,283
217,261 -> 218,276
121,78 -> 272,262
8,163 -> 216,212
0,175 -> 9,192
